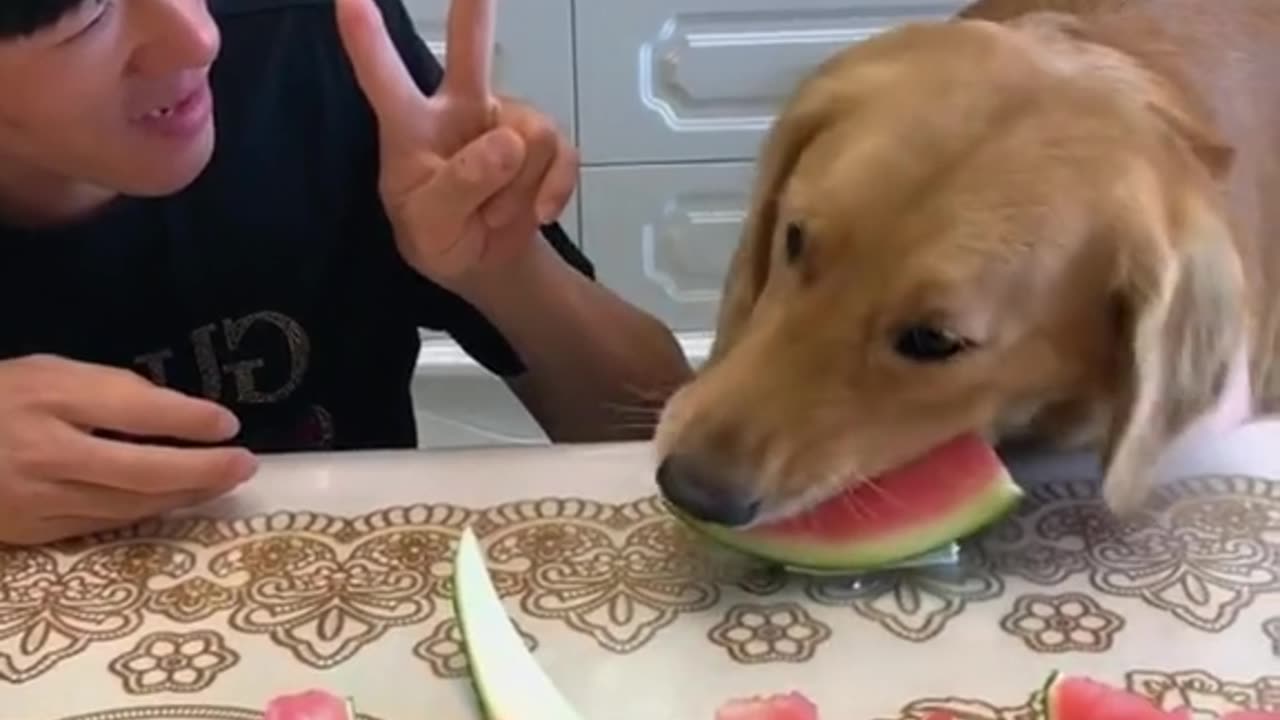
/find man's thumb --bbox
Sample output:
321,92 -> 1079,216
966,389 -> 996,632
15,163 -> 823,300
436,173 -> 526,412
418,128 -> 526,232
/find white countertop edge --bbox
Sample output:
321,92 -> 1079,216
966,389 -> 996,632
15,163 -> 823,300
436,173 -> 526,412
414,330 -> 715,378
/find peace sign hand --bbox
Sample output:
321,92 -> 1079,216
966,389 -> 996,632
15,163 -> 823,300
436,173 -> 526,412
336,0 -> 578,293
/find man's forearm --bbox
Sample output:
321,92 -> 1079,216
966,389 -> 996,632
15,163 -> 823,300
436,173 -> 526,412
461,241 -> 694,442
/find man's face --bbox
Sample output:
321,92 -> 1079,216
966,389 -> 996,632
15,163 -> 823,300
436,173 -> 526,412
0,1 -> 220,205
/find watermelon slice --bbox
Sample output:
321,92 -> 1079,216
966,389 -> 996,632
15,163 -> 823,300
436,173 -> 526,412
715,692 -> 820,720
1042,671 -> 1190,720
262,689 -> 356,720
1042,671 -> 1280,720
452,526 -> 584,720
670,433 -> 1022,571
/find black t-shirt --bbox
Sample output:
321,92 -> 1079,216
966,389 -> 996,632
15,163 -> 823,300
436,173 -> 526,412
0,0 -> 594,453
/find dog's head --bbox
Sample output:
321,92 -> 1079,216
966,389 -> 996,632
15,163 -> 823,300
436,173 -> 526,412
652,16 -> 1247,527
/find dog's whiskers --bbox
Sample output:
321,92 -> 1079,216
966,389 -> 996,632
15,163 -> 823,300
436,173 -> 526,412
603,421 -> 661,432
600,405 -> 664,420
857,474 -> 912,513
618,379 -> 685,404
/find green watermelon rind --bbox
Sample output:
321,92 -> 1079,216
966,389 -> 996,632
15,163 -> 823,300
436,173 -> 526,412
1040,669 -> 1064,720
450,527 -> 583,720
450,580 -> 497,720
783,541 -> 960,575
667,466 -> 1023,571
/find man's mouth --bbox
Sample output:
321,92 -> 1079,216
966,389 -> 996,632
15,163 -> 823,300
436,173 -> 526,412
130,80 -> 206,123
143,104 -> 178,120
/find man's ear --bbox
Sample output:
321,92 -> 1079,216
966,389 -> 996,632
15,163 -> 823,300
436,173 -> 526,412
1102,198 -> 1248,514
709,92 -> 828,364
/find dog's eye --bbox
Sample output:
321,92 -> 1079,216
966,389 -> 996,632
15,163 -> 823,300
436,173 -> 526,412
784,222 -> 804,264
894,325 -> 971,362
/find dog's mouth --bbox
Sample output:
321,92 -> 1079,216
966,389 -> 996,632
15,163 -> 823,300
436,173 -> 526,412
746,478 -> 854,528
740,435 -> 971,529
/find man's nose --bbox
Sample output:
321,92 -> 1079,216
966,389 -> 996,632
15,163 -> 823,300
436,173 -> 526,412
656,453 -> 759,527
132,0 -> 221,72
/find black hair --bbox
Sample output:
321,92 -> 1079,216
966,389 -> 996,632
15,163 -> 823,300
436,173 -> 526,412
0,0 -> 87,40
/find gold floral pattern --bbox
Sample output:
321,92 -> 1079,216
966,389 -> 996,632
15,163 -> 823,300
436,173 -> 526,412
413,617 -> 538,679
0,547 -> 151,683
805,560 -> 1005,642
979,475 -> 1280,632
108,630 -> 239,694
57,706 -> 382,720
882,698 -> 1037,720
1000,592 -> 1124,653
707,602 -> 831,663
0,497 -> 734,683
146,577 -> 239,624
478,498 -> 725,653
214,530 -> 440,668
53,670 -> 1277,720
0,469 -> 1275,714
1126,669 -> 1280,715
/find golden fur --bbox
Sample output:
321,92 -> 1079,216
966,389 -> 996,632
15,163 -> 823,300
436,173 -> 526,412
653,0 -> 1280,523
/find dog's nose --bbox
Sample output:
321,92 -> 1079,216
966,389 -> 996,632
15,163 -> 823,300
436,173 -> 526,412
656,453 -> 759,527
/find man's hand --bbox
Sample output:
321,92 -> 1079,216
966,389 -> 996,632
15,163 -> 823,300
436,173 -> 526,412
0,355 -> 257,546
336,0 -> 693,443
335,0 -> 578,296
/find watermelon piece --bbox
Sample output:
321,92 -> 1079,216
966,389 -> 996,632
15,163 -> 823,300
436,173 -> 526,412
262,689 -> 356,720
1041,671 -> 1190,720
671,433 -> 1022,571
715,692 -> 819,720
452,526 -> 584,720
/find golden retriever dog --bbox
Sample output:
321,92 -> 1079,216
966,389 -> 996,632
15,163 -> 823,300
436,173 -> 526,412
652,0 -> 1280,528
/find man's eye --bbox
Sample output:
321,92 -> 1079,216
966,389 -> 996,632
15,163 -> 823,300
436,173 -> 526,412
893,325 -> 972,362
66,0 -> 111,38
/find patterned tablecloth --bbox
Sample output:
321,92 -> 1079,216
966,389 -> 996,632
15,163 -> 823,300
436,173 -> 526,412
1,441 -> 1277,720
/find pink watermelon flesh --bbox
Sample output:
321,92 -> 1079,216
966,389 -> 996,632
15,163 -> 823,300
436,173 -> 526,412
715,692 -> 819,720
675,433 -> 1022,570
262,689 -> 355,720
1044,673 -> 1190,720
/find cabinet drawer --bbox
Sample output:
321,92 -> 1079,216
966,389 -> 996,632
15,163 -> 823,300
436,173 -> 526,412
580,162 -> 754,333
575,0 -> 966,165
400,0 -> 576,140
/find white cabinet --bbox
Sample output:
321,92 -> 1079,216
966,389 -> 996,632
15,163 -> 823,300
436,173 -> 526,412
404,0 -> 965,448
576,0 -> 964,333
581,163 -> 755,333
575,0 -> 967,165
398,0 -> 576,139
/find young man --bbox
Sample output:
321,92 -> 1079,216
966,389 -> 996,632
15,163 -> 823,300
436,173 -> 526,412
0,0 -> 692,545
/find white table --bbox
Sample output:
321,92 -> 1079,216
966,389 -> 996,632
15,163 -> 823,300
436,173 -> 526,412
2,441 -> 1277,719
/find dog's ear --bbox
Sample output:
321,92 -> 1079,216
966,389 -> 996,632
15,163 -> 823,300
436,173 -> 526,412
709,94 -> 829,363
1100,86 -> 1245,513
1102,192 -> 1246,514
1143,100 -> 1235,181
